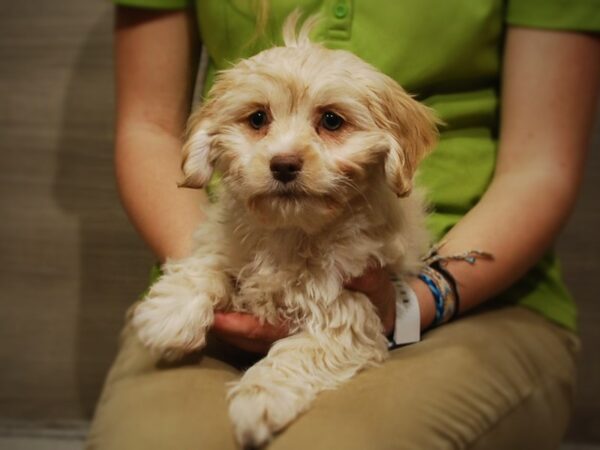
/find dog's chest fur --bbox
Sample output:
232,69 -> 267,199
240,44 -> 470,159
196,187 -> 426,328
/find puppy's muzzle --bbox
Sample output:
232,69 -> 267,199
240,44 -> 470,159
270,155 -> 303,184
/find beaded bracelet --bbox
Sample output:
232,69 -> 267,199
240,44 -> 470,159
419,243 -> 493,328
418,265 -> 456,326
431,259 -> 460,321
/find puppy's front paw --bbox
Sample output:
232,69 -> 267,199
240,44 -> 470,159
228,382 -> 303,448
131,288 -> 214,360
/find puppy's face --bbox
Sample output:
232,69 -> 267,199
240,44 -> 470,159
182,43 -> 437,232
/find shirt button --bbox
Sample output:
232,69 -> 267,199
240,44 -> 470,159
334,2 -> 348,19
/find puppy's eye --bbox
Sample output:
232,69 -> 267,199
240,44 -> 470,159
321,111 -> 344,131
249,110 -> 268,129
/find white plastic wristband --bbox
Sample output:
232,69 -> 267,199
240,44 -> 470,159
389,279 -> 421,347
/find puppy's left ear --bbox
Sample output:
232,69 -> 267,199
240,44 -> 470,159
373,77 -> 439,197
179,109 -> 216,189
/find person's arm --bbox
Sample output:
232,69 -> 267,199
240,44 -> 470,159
115,6 -> 206,262
212,27 -> 600,352
410,27 -> 600,328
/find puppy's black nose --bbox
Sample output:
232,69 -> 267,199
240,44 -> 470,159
270,155 -> 303,183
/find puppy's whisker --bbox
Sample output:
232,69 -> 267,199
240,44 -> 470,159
233,222 -> 252,246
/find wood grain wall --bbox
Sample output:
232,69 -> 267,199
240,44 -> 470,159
0,0 -> 598,443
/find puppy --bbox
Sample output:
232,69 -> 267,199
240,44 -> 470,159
132,13 -> 438,448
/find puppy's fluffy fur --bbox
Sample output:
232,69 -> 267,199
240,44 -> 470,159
132,14 -> 438,448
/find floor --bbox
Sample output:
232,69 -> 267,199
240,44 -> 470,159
0,421 -> 87,450
0,421 -> 598,450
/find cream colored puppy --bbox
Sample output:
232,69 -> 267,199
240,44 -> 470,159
132,14 -> 437,448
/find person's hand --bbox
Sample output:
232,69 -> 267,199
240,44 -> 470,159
211,311 -> 289,354
344,265 -> 396,335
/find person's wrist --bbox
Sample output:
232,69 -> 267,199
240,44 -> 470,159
409,277 -> 436,330
382,280 -> 397,336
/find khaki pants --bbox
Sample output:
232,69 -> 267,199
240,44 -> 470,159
86,305 -> 579,450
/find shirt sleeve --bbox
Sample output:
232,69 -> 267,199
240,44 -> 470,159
113,0 -> 192,9
506,0 -> 600,32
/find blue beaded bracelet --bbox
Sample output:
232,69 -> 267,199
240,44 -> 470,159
418,271 -> 445,325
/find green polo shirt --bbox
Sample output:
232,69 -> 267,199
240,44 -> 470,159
116,0 -> 600,332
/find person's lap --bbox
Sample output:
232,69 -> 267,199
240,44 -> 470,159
86,305 -> 579,450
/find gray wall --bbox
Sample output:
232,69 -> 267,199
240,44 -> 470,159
558,106 -> 600,441
0,0 -> 598,443
0,0 -> 153,420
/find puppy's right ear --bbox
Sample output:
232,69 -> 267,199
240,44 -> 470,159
179,116 -> 215,189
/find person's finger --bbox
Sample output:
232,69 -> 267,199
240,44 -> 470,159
213,311 -> 288,342
212,312 -> 288,354
344,265 -> 387,293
